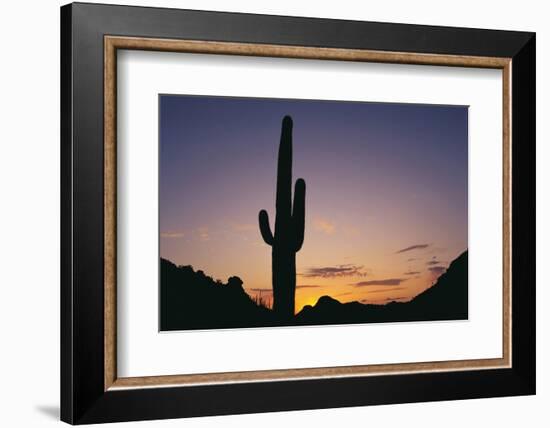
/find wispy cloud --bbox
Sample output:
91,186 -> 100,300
366,286 -> 405,294
428,266 -> 446,275
384,296 -> 408,302
231,223 -> 256,232
197,226 -> 209,241
396,244 -> 430,254
343,225 -> 361,238
296,284 -> 322,289
404,271 -> 420,275
426,260 -> 440,266
313,217 -> 335,235
353,278 -> 407,287
301,264 -> 368,278
335,291 -> 353,297
247,288 -> 272,293
360,295 -> 407,303
161,231 -> 185,239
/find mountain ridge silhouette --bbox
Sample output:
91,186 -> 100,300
160,250 -> 468,331
295,250 -> 467,325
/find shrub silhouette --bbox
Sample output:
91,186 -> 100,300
160,259 -> 274,331
258,116 -> 306,320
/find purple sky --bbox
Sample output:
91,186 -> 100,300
159,94 -> 468,310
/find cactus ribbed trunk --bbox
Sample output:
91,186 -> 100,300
259,116 -> 306,320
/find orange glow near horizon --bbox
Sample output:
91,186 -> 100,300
160,204 -> 464,314
162,211 -> 462,314
240,240 -> 456,314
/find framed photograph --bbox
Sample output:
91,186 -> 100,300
60,2 -> 535,424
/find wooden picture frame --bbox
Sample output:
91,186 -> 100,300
61,2 -> 535,424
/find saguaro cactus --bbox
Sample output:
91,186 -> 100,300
259,116 -> 306,320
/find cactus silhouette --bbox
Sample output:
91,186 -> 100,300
259,116 -> 306,320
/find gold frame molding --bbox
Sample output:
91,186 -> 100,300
104,35 -> 512,391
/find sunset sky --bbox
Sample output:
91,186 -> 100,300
159,95 -> 468,313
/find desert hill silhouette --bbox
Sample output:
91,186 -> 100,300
160,250 -> 468,331
295,250 -> 467,325
160,260 -> 273,331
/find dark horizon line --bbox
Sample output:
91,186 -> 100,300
159,248 -> 467,308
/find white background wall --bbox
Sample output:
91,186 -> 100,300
0,1 -> 546,426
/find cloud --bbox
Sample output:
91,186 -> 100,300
161,231 -> 185,239
231,223 -> 256,232
428,266 -> 446,275
360,295 -> 408,304
384,296 -> 408,302
343,225 -> 361,238
301,264 -> 368,278
404,271 -> 420,275
313,218 -> 335,235
365,286 -> 405,294
247,288 -> 272,293
197,226 -> 209,241
426,260 -> 440,266
296,285 -> 322,289
407,258 -> 417,262
396,244 -> 430,254
335,291 -> 353,297
353,278 -> 407,286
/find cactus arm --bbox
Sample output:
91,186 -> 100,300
292,178 -> 306,252
258,209 -> 274,246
